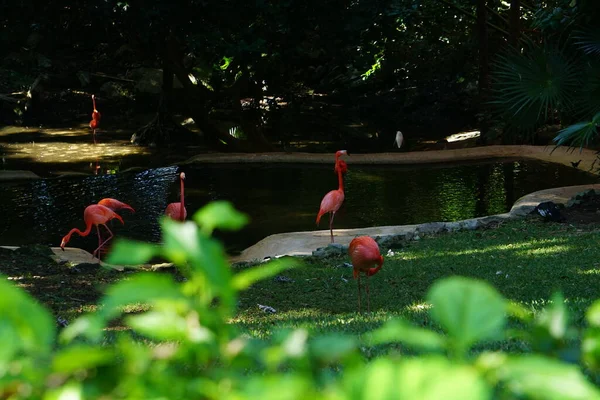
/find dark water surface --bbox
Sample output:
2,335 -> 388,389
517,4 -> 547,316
0,159 -> 597,255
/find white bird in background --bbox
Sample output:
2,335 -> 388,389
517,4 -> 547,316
393,131 -> 404,149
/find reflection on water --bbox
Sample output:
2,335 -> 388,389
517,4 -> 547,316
0,159 -> 597,255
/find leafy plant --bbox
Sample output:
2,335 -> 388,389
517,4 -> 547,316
2,201 -> 600,398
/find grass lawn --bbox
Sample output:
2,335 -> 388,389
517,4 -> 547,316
234,217 -> 600,356
2,216 -> 600,357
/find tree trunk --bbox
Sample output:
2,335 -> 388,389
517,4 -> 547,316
476,0 -> 490,144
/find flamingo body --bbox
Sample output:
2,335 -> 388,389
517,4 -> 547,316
98,198 -> 135,213
165,172 -> 187,221
60,204 -> 124,259
349,236 -> 384,313
316,189 -> 344,225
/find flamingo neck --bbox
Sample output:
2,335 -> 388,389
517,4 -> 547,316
367,257 -> 384,276
179,176 -> 185,220
63,221 -> 93,244
336,161 -> 344,192
92,96 -> 97,111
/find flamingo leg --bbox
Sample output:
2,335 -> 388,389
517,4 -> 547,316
93,225 -> 103,259
366,275 -> 371,313
357,274 -> 362,314
329,212 -> 337,243
93,224 -> 115,259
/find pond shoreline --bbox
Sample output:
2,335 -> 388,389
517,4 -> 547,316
181,145 -> 598,172
2,144 -> 599,265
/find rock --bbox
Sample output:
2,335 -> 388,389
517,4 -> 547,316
312,243 -> 347,258
416,222 -> 446,235
458,218 -> 480,230
375,233 -> 412,249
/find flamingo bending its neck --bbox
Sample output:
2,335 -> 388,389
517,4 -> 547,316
316,150 -> 348,243
60,204 -> 124,259
165,172 -> 187,221
348,236 -> 384,313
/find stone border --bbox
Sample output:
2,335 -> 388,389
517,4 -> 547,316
180,145 -> 599,172
4,145 -> 599,265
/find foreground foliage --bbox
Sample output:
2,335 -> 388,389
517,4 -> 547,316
2,203 -> 600,398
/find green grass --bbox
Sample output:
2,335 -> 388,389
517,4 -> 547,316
234,217 -> 600,355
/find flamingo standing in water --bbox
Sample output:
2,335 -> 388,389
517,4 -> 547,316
348,236 -> 384,313
165,172 -> 187,221
316,150 -> 348,243
90,94 -> 101,144
60,204 -> 124,259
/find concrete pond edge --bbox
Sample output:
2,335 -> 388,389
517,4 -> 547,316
2,145 -> 599,267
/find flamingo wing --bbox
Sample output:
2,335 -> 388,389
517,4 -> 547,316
165,202 -> 187,221
316,189 -> 344,224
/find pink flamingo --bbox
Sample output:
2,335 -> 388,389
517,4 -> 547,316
165,172 -> 187,221
349,236 -> 384,313
60,204 -> 124,259
90,94 -> 101,144
98,198 -> 135,213
316,150 -> 348,243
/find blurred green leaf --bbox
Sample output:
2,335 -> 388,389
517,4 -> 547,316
310,334 -> 357,363
126,309 -> 213,343
344,356 -> 490,400
0,324 -> 19,362
427,277 -> 506,358
233,257 -> 299,291
105,239 -> 161,265
59,314 -> 105,344
161,218 -> 203,267
587,300 -> 600,327
241,375 -> 316,400
582,329 -> 600,370
530,293 -> 578,361
365,318 -> 446,352
44,381 -> 84,400
0,278 -> 56,356
53,346 -> 114,373
193,201 -> 249,235
100,273 -> 184,320
497,355 -> 600,400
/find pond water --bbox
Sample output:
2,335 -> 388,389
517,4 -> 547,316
0,158 -> 597,255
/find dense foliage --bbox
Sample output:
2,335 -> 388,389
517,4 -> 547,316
2,202 -> 600,398
2,0 -> 599,149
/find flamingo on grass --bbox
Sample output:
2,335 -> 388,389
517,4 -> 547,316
60,204 -> 124,260
348,236 -> 384,313
316,150 -> 348,243
90,94 -> 101,144
165,172 -> 187,221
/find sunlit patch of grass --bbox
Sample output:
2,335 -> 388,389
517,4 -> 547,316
235,218 -> 600,355
578,268 -> 600,275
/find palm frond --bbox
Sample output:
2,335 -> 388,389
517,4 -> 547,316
491,44 -> 581,133
574,28 -> 600,56
553,112 -> 600,149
